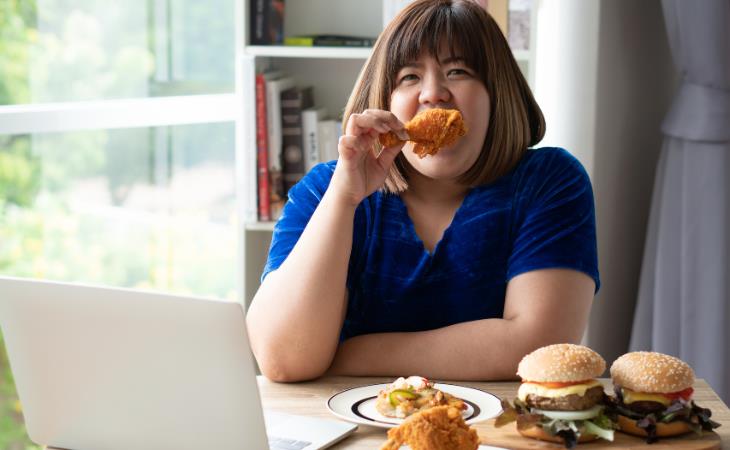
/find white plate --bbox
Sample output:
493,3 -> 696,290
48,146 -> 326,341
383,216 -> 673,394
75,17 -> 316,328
326,382 -> 503,429
401,447 -> 506,450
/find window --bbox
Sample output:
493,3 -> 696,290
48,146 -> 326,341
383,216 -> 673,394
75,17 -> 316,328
1,1 -> 241,447
1,123 -> 237,298
1,0 -> 235,104
0,0 -> 240,299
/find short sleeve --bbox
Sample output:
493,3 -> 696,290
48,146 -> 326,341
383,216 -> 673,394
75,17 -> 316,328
507,148 -> 600,291
260,162 -> 336,282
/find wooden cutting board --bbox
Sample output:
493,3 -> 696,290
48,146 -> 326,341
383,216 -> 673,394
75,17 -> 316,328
476,420 -> 721,450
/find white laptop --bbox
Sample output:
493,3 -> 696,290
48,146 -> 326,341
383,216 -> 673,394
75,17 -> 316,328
0,276 -> 356,450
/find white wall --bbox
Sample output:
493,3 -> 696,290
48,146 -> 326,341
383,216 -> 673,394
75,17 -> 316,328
534,0 -> 676,369
533,0 -> 600,175
589,0 -> 675,367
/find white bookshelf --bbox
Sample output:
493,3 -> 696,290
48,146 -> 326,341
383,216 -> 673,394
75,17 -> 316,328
238,0 -> 539,305
245,46 -> 372,60
245,221 -> 276,232
512,49 -> 531,63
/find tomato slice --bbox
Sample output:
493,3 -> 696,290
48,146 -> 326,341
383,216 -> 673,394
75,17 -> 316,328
662,387 -> 694,401
527,379 -> 593,389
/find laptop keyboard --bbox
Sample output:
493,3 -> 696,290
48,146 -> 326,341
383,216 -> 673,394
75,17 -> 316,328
268,435 -> 312,450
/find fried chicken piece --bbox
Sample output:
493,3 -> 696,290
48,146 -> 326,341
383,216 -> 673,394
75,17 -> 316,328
379,108 -> 468,158
380,405 -> 480,450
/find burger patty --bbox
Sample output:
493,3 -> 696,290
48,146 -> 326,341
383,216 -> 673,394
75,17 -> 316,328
526,385 -> 605,411
622,400 -> 667,415
612,387 -> 668,415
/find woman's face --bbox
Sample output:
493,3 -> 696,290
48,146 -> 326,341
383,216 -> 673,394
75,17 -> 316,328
389,44 -> 490,181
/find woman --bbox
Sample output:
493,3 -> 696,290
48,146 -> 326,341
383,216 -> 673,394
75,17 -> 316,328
246,0 -> 599,382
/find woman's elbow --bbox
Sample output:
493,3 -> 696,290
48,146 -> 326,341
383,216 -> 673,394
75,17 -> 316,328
249,334 -> 330,382
256,355 -> 328,383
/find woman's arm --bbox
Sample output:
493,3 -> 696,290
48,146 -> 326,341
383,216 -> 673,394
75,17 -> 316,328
246,110 -> 404,382
327,268 -> 595,380
246,191 -> 355,382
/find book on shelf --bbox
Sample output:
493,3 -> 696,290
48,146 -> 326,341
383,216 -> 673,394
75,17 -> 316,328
284,34 -> 376,47
265,75 -> 295,220
302,107 -> 328,173
280,86 -> 314,193
254,69 -> 283,222
317,119 -> 342,164
255,72 -> 270,221
249,0 -> 285,45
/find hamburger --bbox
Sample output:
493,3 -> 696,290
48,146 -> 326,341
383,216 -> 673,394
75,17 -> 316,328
609,351 -> 720,443
495,344 -> 616,449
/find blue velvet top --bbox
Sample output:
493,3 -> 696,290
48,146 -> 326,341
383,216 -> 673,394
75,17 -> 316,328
262,147 -> 599,341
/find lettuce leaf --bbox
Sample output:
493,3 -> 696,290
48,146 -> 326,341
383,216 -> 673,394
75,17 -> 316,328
605,396 -> 721,443
583,419 -> 615,442
494,398 -> 617,449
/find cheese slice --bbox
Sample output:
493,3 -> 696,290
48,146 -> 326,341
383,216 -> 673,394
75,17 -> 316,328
518,379 -> 602,401
621,388 -> 671,406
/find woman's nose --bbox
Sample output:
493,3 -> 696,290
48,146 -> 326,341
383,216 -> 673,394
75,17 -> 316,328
418,74 -> 451,105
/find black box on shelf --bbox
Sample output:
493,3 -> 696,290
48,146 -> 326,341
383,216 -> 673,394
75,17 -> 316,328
250,0 -> 285,45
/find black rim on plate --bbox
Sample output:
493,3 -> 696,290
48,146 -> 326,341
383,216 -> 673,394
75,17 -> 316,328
350,396 -> 482,424
327,383 -> 497,425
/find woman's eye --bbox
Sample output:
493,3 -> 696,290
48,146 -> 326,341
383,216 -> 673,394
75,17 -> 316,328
447,68 -> 470,77
398,74 -> 419,83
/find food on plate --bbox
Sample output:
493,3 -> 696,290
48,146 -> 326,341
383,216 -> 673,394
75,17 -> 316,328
375,376 -> 465,419
379,108 -> 467,158
380,405 -> 479,450
494,343 -> 617,449
608,351 -> 720,443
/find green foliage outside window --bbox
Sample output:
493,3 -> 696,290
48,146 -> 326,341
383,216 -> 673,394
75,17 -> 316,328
1,331 -> 38,450
0,2 -> 40,446
0,1 -> 237,448
1,2 -> 50,447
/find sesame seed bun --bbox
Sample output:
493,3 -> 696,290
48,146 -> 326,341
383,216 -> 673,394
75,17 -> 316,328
517,344 -> 606,382
518,425 -> 599,443
617,414 -> 692,438
610,352 -> 695,393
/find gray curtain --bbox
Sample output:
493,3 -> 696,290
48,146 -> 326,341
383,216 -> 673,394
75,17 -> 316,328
630,0 -> 730,401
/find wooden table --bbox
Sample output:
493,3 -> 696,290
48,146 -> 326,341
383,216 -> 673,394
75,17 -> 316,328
258,376 -> 730,450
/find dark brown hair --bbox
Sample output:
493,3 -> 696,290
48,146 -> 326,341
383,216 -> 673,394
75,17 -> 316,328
343,0 -> 545,192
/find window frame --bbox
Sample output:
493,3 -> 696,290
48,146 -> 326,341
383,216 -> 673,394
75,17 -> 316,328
0,0 -> 248,303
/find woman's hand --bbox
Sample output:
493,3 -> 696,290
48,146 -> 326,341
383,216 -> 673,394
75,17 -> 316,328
328,109 -> 406,207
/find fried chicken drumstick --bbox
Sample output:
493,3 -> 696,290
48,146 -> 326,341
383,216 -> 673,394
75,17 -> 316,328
380,405 -> 480,450
379,108 -> 467,158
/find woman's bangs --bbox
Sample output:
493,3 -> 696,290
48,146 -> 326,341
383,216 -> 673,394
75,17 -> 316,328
386,2 -> 487,91
445,23 -> 485,76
